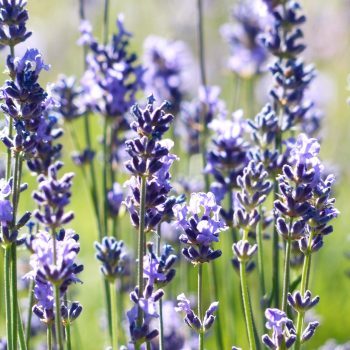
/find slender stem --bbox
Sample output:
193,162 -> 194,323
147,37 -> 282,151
25,280 -> 35,349
281,218 -> 294,311
197,0 -> 209,193
65,322 -> 72,350
198,263 -> 204,350
209,262 -> 225,349
272,176 -> 280,308
109,281 -> 119,350
156,225 -> 165,350
79,0 -> 85,20
102,117 -> 109,237
11,151 -> 22,350
197,0 -> 207,87
52,230 -> 64,350
295,231 -> 314,350
146,343 -> 151,350
257,205 -> 266,300
281,237 -> 291,311
240,262 -> 257,350
137,176 -> 147,327
103,0 -> 110,45
47,324 -> 53,350
17,300 -> 27,350
4,247 -> 13,350
54,284 -> 64,350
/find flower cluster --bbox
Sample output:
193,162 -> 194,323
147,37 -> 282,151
0,49 -> 57,164
27,229 -> 83,323
248,104 -> 281,174
260,0 -> 318,133
143,243 -> 177,288
174,192 -> 226,264
175,293 -> 219,334
262,307 -> 318,349
33,162 -> 74,230
205,110 -> 249,211
94,237 -> 126,282
51,75 -> 86,122
179,85 -> 224,155
0,0 -> 32,48
220,0 -> 271,78
233,160 -> 272,266
125,96 -> 176,232
80,15 -> 144,124
274,134 -> 338,248
143,35 -> 193,114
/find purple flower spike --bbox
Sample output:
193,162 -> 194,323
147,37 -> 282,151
265,308 -> 288,334
0,0 -> 32,47
262,308 -> 297,349
287,290 -> 320,313
143,35 -> 193,113
220,0 -> 271,78
174,192 -> 226,264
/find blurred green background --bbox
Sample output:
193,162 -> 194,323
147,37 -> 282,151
1,0 -> 350,349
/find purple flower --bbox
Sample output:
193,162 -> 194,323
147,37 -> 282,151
0,178 -> 13,223
143,35 -> 193,113
220,0 -> 271,77
125,97 -> 177,232
81,14 -> 144,122
107,182 -> 123,216
173,192 -> 226,264
33,162 -> 74,229
143,254 -> 166,286
262,308 -> 297,349
265,308 -> 288,335
0,0 -> 32,47
174,293 -> 192,315
51,75 -> 86,122
95,237 -> 126,281
127,285 -> 164,343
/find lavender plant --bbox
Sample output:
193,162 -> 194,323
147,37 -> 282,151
124,96 -> 176,349
174,191 -> 226,350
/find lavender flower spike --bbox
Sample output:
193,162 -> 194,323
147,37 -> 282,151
173,192 -> 227,264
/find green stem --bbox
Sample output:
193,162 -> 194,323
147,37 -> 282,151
65,322 -> 72,350
209,262 -> 225,349
156,225 -> 165,350
257,205 -> 266,298
25,280 -> 35,349
17,300 -> 27,350
11,151 -> 22,350
109,281 -> 119,350
198,263 -> 204,350
281,218 -> 294,311
137,176 -> 147,328
272,173 -> 281,308
103,0 -> 110,45
197,0 -> 209,192
4,247 -> 13,350
102,117 -> 109,237
52,231 -> 64,350
47,324 -> 53,350
281,237 -> 291,312
240,261 -> 257,350
54,284 -> 64,350
295,231 -> 314,350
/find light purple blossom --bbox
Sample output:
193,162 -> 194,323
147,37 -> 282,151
0,178 -> 12,223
